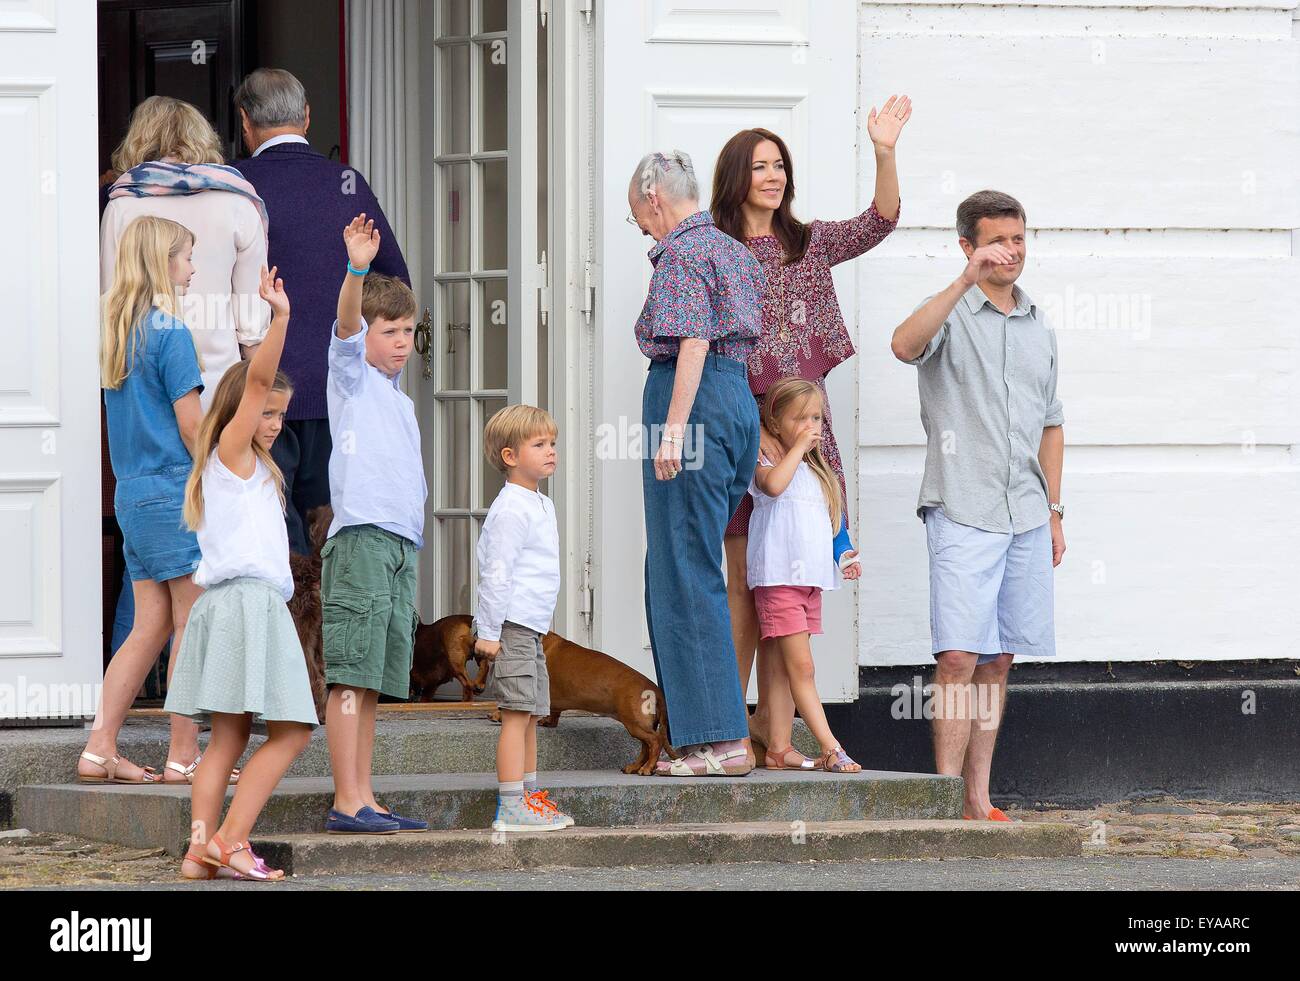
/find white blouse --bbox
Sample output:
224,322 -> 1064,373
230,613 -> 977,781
193,453 -> 293,602
746,457 -> 839,591
101,190 -> 271,412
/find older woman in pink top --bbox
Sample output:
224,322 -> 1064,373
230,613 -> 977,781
712,97 -> 911,770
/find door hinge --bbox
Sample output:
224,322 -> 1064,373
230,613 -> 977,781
578,0 -> 594,25
538,251 -> 550,327
580,257 -> 595,324
540,0 -> 550,28
579,557 -> 594,621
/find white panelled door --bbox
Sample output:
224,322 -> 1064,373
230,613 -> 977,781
595,0 -> 862,701
0,3 -> 102,719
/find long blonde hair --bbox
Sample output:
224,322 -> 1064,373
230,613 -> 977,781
183,360 -> 292,530
101,216 -> 194,390
761,378 -> 843,535
111,95 -> 225,172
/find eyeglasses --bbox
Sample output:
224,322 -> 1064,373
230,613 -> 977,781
626,211 -> 639,226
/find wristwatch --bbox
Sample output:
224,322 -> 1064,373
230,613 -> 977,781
1049,503 -> 1065,520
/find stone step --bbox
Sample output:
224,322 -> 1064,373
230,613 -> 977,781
1,714 -> 821,794
250,819 -> 1081,875
15,768 -> 963,856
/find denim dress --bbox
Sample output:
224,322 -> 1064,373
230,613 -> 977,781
103,307 -> 204,583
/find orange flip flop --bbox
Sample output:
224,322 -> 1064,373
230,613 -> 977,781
963,807 -> 1013,822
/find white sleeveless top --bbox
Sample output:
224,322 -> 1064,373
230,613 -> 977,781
193,453 -> 294,601
746,458 -> 839,591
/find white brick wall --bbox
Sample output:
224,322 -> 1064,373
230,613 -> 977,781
855,1 -> 1300,663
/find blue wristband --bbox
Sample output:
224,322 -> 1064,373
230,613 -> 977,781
347,261 -> 370,277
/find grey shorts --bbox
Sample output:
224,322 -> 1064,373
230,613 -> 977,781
490,621 -> 550,717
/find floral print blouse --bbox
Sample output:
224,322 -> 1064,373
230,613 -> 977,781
744,201 -> 899,393
635,210 -> 765,363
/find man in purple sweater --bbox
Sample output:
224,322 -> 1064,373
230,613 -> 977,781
233,68 -> 411,554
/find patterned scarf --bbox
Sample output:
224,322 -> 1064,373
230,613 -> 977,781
108,160 -> 269,242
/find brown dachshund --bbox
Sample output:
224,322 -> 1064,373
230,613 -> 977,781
410,614 -> 491,702
286,506 -> 333,723
486,629 -> 673,775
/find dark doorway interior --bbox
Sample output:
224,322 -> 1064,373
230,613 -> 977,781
97,0 -> 343,686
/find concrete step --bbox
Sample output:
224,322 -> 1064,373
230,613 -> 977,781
1,714 -> 821,793
250,820 -> 1081,875
16,768 -> 963,856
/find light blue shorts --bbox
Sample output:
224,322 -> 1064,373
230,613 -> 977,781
924,507 -> 1056,664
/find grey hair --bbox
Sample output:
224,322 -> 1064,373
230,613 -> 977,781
631,150 -> 699,204
234,68 -> 308,129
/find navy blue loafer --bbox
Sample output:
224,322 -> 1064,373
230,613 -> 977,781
376,807 -> 429,833
325,806 -> 400,834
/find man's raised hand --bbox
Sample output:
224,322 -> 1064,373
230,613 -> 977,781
961,244 -> 1018,286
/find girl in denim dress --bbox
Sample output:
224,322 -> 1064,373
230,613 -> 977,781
79,216 -> 210,788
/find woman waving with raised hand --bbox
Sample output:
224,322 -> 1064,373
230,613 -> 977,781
712,94 -> 911,770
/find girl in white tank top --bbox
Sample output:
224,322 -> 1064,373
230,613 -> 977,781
165,267 -> 315,882
746,378 -> 862,774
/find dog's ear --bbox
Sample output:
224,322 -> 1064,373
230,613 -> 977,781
306,505 -> 334,552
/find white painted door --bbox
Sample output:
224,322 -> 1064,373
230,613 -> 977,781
0,3 -> 102,719
594,0 -> 862,701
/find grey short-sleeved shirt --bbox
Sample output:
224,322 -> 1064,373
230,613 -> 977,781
908,284 -> 1064,534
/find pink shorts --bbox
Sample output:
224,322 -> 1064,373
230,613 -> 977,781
752,585 -> 823,640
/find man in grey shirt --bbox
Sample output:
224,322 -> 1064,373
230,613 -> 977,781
890,190 -> 1065,822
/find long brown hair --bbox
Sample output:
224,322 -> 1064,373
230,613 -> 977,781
183,360 -> 292,530
761,378 -> 842,535
711,128 -> 810,265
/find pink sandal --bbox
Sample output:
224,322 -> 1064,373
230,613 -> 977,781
655,743 -> 753,777
203,832 -> 284,882
819,746 -> 862,773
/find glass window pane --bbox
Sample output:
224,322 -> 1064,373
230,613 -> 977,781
480,397 -> 507,507
482,278 -> 508,391
481,0 -> 507,33
441,399 -> 471,509
480,41 -> 507,152
442,0 -> 470,37
439,517 -> 473,616
439,282 -> 470,391
481,159 -> 507,271
440,44 -> 469,155
439,163 -> 470,273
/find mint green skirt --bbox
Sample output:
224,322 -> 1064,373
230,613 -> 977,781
164,577 -> 318,728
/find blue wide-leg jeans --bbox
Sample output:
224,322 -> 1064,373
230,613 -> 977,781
642,353 -> 759,748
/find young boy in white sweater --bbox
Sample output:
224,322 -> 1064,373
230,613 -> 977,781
473,405 -> 572,832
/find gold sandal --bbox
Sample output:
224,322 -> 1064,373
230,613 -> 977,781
77,750 -> 159,785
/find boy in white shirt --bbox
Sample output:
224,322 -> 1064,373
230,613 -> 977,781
473,405 -> 571,832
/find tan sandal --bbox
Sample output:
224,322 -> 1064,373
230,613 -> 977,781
764,745 -> 818,771
163,756 -> 240,786
819,746 -> 862,773
77,750 -> 159,785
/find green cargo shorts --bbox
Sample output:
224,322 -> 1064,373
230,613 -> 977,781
321,524 -> 419,699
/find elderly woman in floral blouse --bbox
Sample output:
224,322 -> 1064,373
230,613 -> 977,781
712,96 -> 911,770
629,150 -> 767,777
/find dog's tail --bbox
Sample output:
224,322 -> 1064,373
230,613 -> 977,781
651,684 -> 675,758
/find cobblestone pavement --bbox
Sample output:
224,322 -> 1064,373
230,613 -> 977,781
2,797 -> 1298,889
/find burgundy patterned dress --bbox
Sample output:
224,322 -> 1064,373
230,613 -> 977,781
725,200 -> 899,538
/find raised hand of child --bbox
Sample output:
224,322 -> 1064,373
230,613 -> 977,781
343,213 -> 382,270
258,265 -> 290,319
797,420 -> 821,455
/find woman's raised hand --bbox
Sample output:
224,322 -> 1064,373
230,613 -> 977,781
258,265 -> 290,319
343,213 -> 382,269
867,94 -> 912,151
